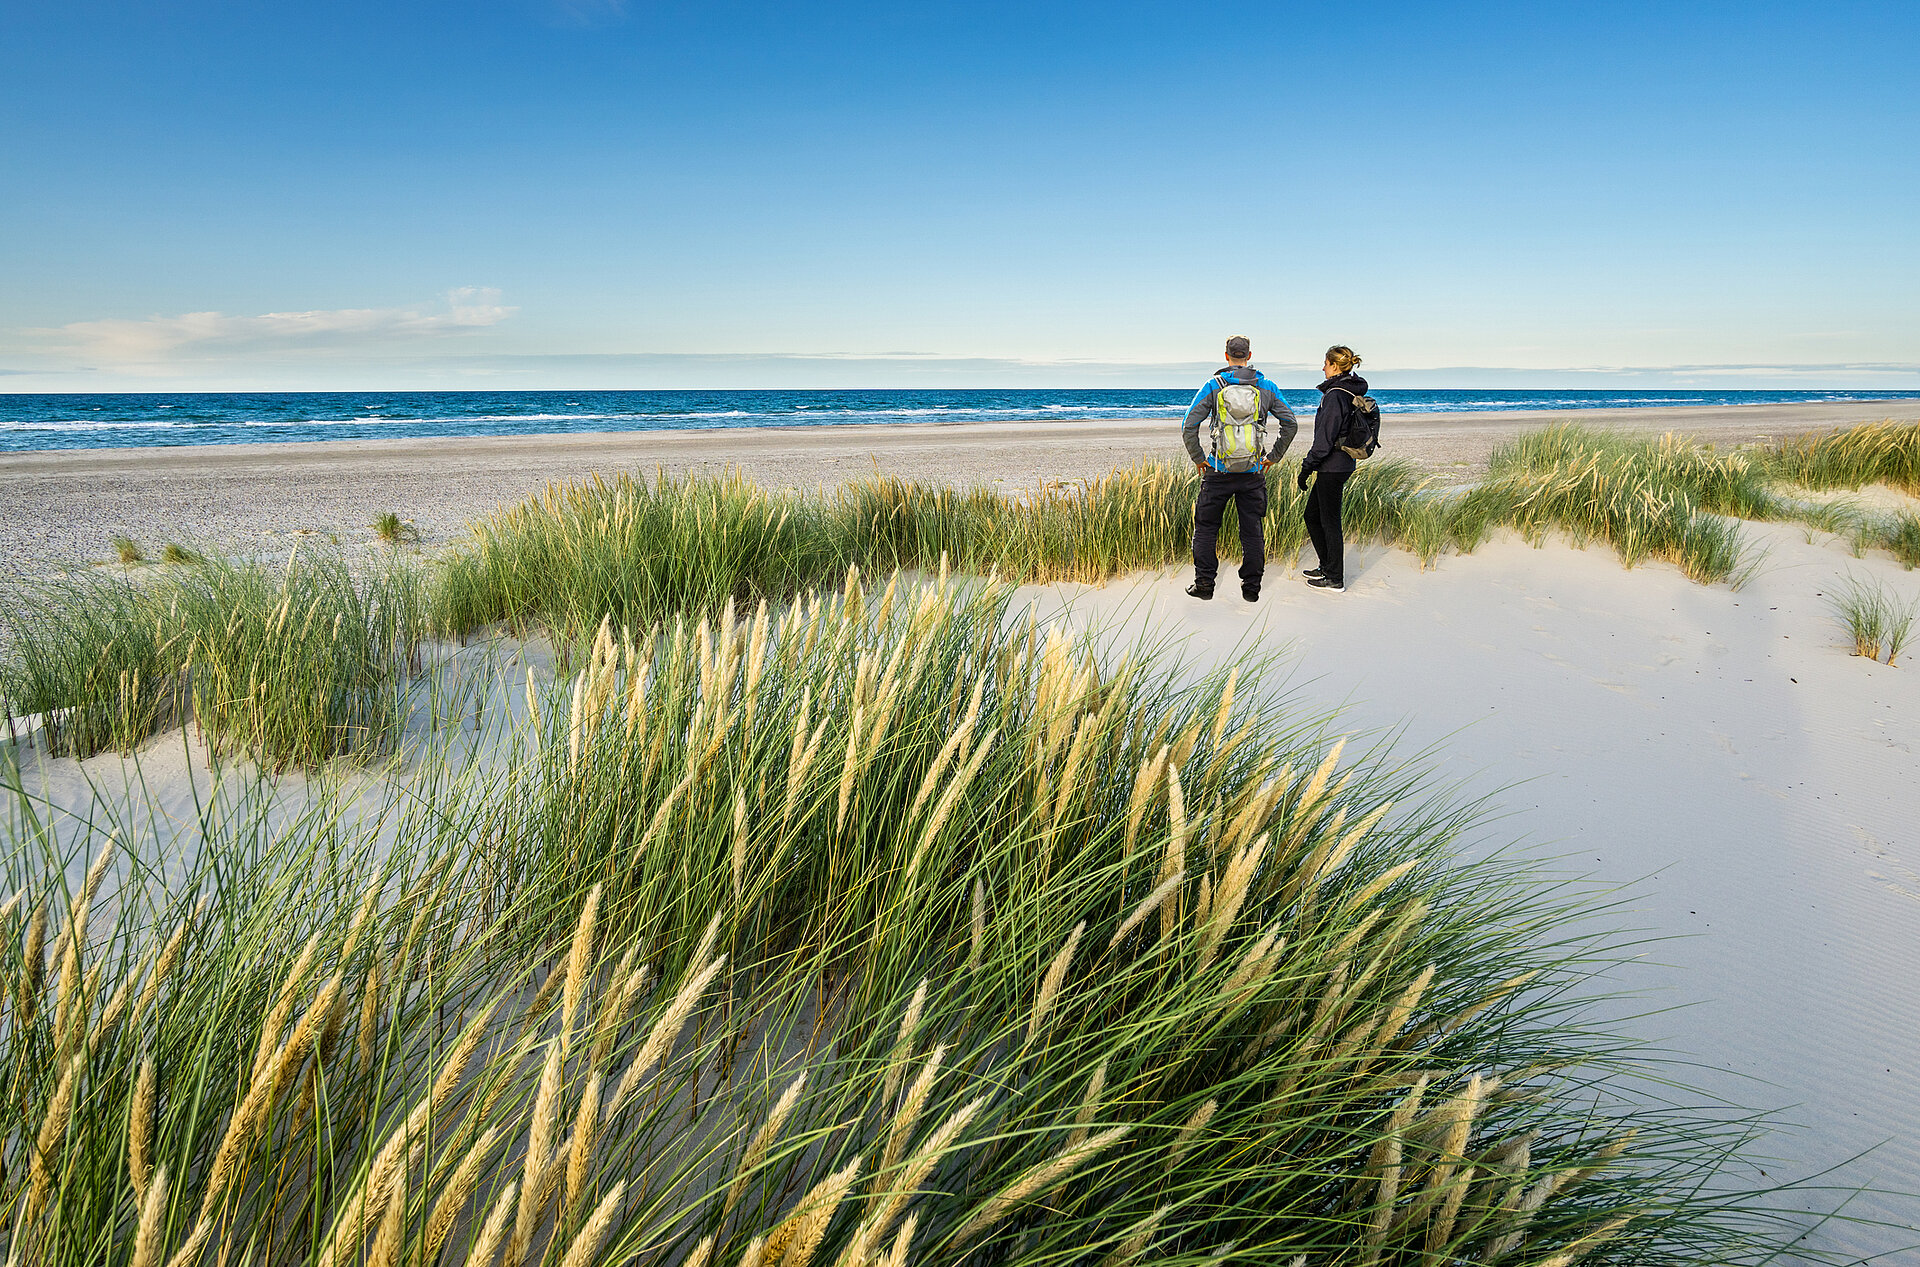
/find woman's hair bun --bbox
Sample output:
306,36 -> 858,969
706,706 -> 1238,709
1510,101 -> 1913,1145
1325,345 -> 1362,373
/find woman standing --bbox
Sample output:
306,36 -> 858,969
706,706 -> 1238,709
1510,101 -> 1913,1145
1296,345 -> 1367,592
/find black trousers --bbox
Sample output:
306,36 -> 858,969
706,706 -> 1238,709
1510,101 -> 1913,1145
1304,469 -> 1351,582
1192,470 -> 1268,590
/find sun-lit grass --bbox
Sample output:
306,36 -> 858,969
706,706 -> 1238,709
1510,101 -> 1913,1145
1765,420 -> 1920,495
109,535 -> 143,565
432,459 -> 1433,643
0,572 -> 184,757
1829,574 -> 1918,666
0,572 -> 1805,1266
372,511 -> 419,545
159,542 -> 201,565
1863,511 -> 1920,570
0,551 -> 422,765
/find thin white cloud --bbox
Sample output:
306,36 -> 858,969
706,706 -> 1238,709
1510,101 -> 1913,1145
40,288 -> 515,364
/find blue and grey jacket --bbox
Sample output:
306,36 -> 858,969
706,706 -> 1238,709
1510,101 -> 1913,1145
1182,365 -> 1300,472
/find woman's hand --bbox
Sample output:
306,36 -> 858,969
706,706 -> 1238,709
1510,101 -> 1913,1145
1296,463 -> 1312,492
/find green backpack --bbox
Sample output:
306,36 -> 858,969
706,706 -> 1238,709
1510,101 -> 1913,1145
1209,377 -> 1268,473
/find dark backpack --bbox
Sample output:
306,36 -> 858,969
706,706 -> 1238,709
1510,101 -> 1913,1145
1330,387 -> 1381,460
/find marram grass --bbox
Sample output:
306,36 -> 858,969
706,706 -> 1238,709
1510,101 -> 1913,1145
430,460 -> 1436,643
1,573 -> 1820,1266
1,549 -> 422,766
431,423 -> 1920,641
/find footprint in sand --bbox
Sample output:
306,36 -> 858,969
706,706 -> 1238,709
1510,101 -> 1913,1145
1854,828 -> 1920,904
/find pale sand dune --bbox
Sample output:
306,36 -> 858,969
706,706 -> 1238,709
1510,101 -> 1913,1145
11,513 -> 1920,1258
1024,519 -> 1920,1261
7,416 -> 1920,1258
5,398 -> 1918,573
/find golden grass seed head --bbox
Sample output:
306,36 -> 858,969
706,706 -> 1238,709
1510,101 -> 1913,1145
561,883 -> 604,1046
878,1044 -> 946,1186
357,961 -> 383,1081
161,1217 -> 215,1267
953,1125 -> 1131,1246
430,993 -> 507,1114
364,1169 -> 408,1267
463,1178 -> 520,1267
1066,1057 -> 1109,1150
27,1053 -> 84,1227
863,1096 -> 984,1250
612,953 -> 726,1115
527,1040 -> 566,1183
1026,921 -> 1084,1048
1099,1205 -> 1170,1267
128,1163 -> 171,1267
565,1070 -> 604,1212
1104,869 -> 1183,956
968,879 -> 987,976
881,977 -> 929,1107
423,1125 -> 503,1263
129,1056 -> 157,1198
1169,1100 -> 1217,1169
724,1069 -> 809,1219
779,1154 -> 863,1267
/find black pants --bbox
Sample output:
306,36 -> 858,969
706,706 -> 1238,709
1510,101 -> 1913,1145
1304,469 -> 1351,583
1192,470 -> 1268,590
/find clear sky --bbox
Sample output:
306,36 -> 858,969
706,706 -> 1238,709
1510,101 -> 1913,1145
3,1 -> 1916,391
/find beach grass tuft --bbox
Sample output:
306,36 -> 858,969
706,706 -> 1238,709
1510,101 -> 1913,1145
1829,574 -> 1917,665
372,511 -> 418,545
0,572 -> 1807,1266
110,534 -> 143,565
159,542 -> 202,565
1765,420 -> 1920,495
1,550 -> 422,763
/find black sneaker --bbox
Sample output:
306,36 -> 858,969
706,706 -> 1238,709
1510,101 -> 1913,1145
1241,585 -> 1259,602
1186,581 -> 1214,600
1301,567 -> 1325,579
1307,576 -> 1345,592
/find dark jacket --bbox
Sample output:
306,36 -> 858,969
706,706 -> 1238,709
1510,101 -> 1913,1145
1303,372 -> 1369,475
1182,365 -> 1300,472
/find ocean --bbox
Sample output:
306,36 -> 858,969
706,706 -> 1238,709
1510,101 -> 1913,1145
1,388 -> 1911,454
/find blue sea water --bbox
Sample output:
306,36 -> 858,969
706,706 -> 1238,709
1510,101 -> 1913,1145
1,389 -> 1913,454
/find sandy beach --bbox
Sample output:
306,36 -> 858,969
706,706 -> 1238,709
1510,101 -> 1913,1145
5,398 -> 1918,574
6,402 -> 1920,1260
11,508 -> 1920,1259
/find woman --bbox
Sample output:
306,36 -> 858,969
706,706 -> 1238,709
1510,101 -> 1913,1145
1296,346 -> 1367,592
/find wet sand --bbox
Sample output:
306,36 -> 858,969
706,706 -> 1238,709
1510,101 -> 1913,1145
4,398 -> 1917,573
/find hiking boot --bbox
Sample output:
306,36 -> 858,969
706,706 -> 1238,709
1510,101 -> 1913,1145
1186,581 -> 1214,600
1307,576 -> 1345,592
1301,567 -> 1325,579
1241,584 -> 1260,602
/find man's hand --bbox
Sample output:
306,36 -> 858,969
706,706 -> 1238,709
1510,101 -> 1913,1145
1296,462 -> 1312,492
1194,460 -> 1208,477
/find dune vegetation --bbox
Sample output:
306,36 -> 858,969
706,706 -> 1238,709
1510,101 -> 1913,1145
433,422 -> 1920,641
3,572 -> 1795,1266
4,420 -> 1917,1264
2,550 -> 420,765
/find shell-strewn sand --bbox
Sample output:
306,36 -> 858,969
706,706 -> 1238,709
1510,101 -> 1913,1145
5,399 -> 1918,574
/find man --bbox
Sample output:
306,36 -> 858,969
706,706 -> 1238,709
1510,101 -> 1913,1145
1181,335 -> 1299,601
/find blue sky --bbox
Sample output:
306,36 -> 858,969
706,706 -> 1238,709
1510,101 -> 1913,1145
2,0 -> 1916,390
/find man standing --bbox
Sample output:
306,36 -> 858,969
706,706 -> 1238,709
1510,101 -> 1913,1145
1181,336 -> 1299,601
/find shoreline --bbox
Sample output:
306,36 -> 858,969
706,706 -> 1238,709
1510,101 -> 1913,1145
6,398 -> 1920,573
